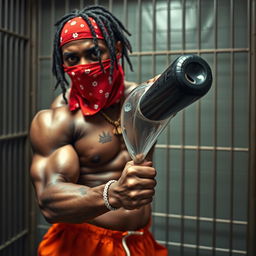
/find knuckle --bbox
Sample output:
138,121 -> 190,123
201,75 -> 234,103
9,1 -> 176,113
129,191 -> 138,200
126,178 -> 137,189
126,166 -> 137,176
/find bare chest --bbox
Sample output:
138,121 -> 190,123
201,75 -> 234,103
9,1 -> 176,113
72,112 -> 130,186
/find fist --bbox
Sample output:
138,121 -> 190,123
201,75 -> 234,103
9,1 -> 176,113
109,161 -> 157,210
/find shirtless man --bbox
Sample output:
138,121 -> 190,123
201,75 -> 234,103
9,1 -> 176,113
30,5 -> 167,256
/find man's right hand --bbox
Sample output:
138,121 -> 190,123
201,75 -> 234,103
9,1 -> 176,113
108,161 -> 157,210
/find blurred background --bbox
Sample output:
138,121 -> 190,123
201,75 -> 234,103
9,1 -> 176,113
0,0 -> 255,255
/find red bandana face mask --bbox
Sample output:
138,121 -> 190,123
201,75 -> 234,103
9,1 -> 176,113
64,59 -> 125,116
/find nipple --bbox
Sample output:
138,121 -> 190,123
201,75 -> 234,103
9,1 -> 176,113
90,155 -> 101,164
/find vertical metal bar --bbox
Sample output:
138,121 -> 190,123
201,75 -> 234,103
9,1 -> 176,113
3,34 -> 8,135
10,0 -> 14,31
137,0 -> 142,83
248,0 -> 256,255
80,0 -> 84,9
180,1 -> 186,255
28,1 -> 39,254
65,0 -> 69,13
212,0 -> 218,255
108,0 -> 113,12
229,0 -> 235,254
21,0 -> 25,35
123,0 -> 128,28
1,143 -> 6,245
196,1 -> 202,255
7,143 -> 11,242
16,0 -> 20,34
182,0 -> 186,52
152,0 -> 156,77
165,1 -> 171,250
4,0 -> 8,29
0,0 -> 2,29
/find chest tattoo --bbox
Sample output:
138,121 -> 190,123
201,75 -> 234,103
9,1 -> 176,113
98,131 -> 112,144
78,187 -> 87,196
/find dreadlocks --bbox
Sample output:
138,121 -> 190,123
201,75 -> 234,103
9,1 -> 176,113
52,5 -> 133,103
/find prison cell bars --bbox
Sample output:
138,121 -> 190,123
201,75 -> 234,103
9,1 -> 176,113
36,1 -> 254,256
0,0 -> 32,255
248,1 -> 256,255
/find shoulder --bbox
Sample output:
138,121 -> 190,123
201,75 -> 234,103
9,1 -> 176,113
124,80 -> 138,97
51,89 -> 71,109
30,106 -> 74,155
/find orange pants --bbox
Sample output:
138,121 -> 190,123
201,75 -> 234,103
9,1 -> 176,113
38,221 -> 168,256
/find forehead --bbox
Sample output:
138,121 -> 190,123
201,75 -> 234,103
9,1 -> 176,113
61,39 -> 107,53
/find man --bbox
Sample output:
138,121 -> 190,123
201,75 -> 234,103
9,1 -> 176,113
30,5 -> 168,256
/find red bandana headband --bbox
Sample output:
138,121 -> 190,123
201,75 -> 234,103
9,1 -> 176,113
60,16 -> 104,47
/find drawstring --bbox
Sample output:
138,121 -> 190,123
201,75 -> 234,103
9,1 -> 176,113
122,231 -> 144,256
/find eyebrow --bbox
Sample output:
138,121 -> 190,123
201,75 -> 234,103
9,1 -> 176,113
62,46 -> 101,57
62,52 -> 78,58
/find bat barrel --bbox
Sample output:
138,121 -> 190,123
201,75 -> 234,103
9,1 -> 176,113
139,55 -> 212,121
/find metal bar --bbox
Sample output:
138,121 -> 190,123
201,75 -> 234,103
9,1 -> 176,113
131,48 -> 249,55
155,144 -> 248,152
212,1 -> 218,255
152,0 -> 156,76
196,1 -> 202,254
164,0 -> 171,249
123,0 -> 128,28
248,0 -> 256,255
0,28 -> 29,40
163,1 -> 171,249
6,142 -> 11,244
108,0 -> 113,12
167,0 -> 170,52
10,0 -> 13,32
229,0 -> 235,254
79,0 -> 84,9
180,1 -> 186,254
65,0 -> 69,13
0,229 -> 28,251
1,143 -> 7,245
0,126 -> 28,142
0,0 -> 2,29
137,0 -> 142,83
38,47 -> 250,60
3,33 -> 8,135
4,0 -> 8,29
15,0 -> 20,34
152,212 -> 247,225
27,2 -> 40,254
156,240 -> 247,255
8,37 -> 14,134
20,0 -> 25,35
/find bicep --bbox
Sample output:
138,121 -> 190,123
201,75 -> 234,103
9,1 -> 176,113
30,145 -> 80,198
30,109 -> 79,196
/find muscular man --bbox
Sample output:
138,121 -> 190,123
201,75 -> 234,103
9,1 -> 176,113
30,5 -> 168,256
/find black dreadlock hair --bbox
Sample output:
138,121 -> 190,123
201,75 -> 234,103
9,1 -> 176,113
52,5 -> 133,103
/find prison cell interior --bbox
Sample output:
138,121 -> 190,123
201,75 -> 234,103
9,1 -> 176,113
0,0 -> 255,256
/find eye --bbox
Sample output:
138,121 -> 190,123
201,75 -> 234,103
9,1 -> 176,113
88,49 -> 100,61
63,53 -> 80,66
67,55 -> 80,65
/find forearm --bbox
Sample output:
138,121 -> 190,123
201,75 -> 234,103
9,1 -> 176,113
38,182 -> 108,223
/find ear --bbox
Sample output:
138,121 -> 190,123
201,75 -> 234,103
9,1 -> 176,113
115,41 -> 123,56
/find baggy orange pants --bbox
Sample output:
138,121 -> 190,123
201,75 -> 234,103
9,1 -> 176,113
38,221 -> 168,256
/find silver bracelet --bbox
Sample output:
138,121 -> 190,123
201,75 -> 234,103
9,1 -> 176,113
103,180 -> 118,211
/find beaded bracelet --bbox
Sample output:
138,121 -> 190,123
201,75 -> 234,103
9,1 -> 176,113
103,180 -> 118,211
